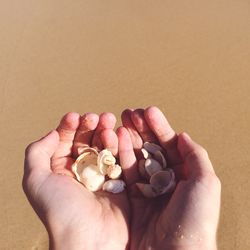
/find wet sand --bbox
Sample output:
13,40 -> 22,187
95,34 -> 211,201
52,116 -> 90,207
0,0 -> 250,249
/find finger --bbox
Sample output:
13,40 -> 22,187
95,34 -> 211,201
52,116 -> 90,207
131,108 -> 158,143
121,109 -> 143,152
51,157 -> 75,177
177,132 -> 215,179
24,130 -> 59,177
23,130 -> 60,198
92,112 -> 116,150
117,127 -> 139,186
54,112 -> 80,159
144,106 -> 181,165
72,113 -> 99,157
100,129 -> 118,157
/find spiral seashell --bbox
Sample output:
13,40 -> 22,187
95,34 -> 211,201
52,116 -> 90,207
102,180 -> 126,193
97,149 -> 116,174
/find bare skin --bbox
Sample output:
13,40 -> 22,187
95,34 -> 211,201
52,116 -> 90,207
23,107 -> 221,250
23,112 -> 130,250
118,107 -> 221,250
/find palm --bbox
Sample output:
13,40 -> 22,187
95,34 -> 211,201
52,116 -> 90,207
128,167 -> 211,249
37,173 -> 129,249
24,112 -> 130,250
119,107 -> 220,250
124,161 -> 185,250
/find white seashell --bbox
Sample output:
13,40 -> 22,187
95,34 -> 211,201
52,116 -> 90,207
143,142 -> 163,155
107,164 -> 122,179
138,159 -> 147,178
136,183 -> 158,198
72,150 -> 99,182
80,165 -> 105,192
150,169 -> 176,194
77,146 -> 98,156
141,148 -> 152,159
97,149 -> 116,174
102,180 -> 126,193
80,164 -> 100,178
144,158 -> 163,176
154,150 -> 167,169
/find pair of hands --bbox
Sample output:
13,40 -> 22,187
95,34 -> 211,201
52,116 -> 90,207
23,107 -> 221,250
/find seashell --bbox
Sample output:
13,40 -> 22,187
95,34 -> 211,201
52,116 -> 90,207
143,142 -> 163,155
154,150 -> 167,169
144,158 -> 163,176
150,169 -> 176,194
80,165 -> 105,191
136,169 -> 176,198
102,180 -> 126,193
97,149 -> 116,174
141,148 -> 152,159
107,164 -> 122,179
138,159 -> 147,178
77,146 -> 98,156
136,183 -> 158,198
72,149 -> 98,182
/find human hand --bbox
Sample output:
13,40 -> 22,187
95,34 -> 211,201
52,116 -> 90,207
23,112 -> 130,250
118,107 -> 221,250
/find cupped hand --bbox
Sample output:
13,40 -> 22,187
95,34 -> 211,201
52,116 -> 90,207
23,112 -> 130,250
118,107 -> 221,250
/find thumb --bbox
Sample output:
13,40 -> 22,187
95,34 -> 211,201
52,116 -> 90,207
24,130 -> 59,177
177,132 -> 215,179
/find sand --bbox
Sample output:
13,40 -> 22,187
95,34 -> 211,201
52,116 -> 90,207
0,0 -> 250,249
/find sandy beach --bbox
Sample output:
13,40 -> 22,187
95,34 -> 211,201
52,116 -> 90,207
0,0 -> 250,249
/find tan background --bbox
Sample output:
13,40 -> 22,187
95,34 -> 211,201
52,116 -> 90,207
0,0 -> 250,249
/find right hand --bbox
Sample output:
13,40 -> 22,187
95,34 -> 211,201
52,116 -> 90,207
117,106 -> 221,250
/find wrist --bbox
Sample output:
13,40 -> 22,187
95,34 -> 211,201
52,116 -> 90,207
165,242 -> 217,250
48,228 -> 87,250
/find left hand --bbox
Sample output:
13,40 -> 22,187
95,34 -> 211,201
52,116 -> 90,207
23,112 -> 130,250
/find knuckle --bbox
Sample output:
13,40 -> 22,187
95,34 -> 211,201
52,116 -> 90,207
187,146 -> 208,161
196,145 -> 209,157
199,172 -> 221,189
25,142 -> 40,157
